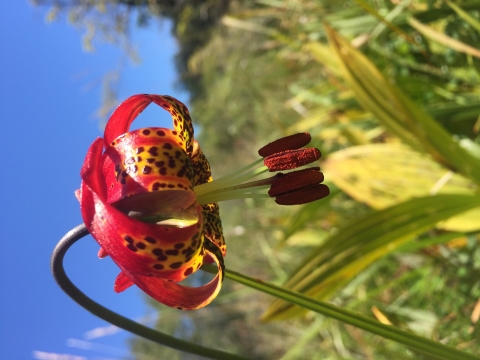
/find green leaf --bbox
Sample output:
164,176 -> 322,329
352,0 -> 417,46
396,232 -> 465,253
323,143 -> 480,231
324,26 -> 480,185
202,264 -> 480,360
408,17 -> 480,59
446,0 -> 480,32
262,194 -> 480,321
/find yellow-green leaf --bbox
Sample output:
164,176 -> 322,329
262,194 -> 480,321
446,0 -> 480,32
408,17 -> 480,59
323,143 -> 479,231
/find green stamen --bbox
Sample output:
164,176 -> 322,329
216,158 -> 263,181
197,186 -> 270,205
194,159 -> 268,197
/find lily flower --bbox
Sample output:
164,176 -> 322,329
78,94 -> 329,310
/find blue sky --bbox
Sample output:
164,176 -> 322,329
1,2 -> 188,359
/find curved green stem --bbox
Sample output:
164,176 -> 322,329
51,224 -> 249,360
201,264 -> 480,360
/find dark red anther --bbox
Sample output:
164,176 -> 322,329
275,184 -> 330,205
258,133 -> 312,157
264,148 -> 321,171
268,168 -> 323,197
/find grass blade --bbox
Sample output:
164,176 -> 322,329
408,17 -> 480,59
446,0 -> 480,32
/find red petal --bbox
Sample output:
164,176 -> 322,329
202,203 -> 226,257
104,95 -> 152,145
82,174 -> 223,309
190,141 -> 226,256
74,189 -> 81,202
98,248 -> 109,258
114,271 -> 134,292
80,139 -> 205,282
105,127 -> 196,214
191,140 -> 212,186
122,243 -> 224,310
81,181 -> 205,282
150,95 -> 194,156
104,95 -> 194,156
80,138 -> 107,200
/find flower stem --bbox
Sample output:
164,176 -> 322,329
201,264 -> 479,360
51,224 -> 249,360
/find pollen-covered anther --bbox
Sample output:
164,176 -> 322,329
258,133 -> 312,157
264,148 -> 321,171
275,183 -> 330,205
268,168 -> 323,197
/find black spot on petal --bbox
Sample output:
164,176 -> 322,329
127,244 -> 137,252
144,236 -> 156,244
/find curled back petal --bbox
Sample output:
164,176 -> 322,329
150,95 -> 195,157
191,140 -> 212,186
104,95 -> 194,157
104,95 -> 153,145
98,247 -> 109,258
122,241 -> 224,310
191,140 -> 226,256
114,271 -> 134,292
202,203 -> 226,257
80,137 -> 108,201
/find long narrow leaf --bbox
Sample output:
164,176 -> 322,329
263,194 -> 480,321
396,232 -> 465,253
446,0 -> 480,32
352,0 -> 417,45
408,17 -> 480,59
